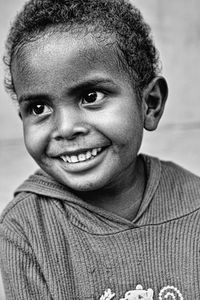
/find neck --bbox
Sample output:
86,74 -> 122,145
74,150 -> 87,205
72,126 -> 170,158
76,156 -> 146,221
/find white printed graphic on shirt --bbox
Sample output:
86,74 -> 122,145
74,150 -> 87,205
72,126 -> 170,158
100,284 -> 183,300
158,286 -> 183,300
100,288 -> 115,300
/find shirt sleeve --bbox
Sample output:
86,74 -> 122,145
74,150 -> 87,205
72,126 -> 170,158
0,213 -> 53,300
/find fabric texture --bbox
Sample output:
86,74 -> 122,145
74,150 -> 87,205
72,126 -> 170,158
0,154 -> 200,299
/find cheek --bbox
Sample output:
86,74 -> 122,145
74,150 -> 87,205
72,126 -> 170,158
96,104 -> 143,145
23,123 -> 48,159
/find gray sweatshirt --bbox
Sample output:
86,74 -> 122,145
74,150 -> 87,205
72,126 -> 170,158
0,155 -> 200,299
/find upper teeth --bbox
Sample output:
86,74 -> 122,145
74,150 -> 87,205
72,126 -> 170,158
61,148 -> 102,163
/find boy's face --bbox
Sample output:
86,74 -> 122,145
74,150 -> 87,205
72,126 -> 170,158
12,31 -> 145,192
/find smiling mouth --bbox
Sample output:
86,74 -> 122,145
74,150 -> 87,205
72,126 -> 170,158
60,147 -> 104,164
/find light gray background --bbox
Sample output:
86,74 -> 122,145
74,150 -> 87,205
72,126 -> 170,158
1,0 -> 200,298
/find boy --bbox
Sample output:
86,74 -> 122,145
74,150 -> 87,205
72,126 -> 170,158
0,0 -> 199,299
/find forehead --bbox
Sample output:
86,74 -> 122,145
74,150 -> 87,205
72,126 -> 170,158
12,31 -> 131,93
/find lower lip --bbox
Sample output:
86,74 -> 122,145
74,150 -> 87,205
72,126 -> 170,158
59,147 -> 109,173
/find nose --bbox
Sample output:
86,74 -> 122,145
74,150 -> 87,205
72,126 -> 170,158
52,107 -> 89,140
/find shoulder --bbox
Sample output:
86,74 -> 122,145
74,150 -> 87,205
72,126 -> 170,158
0,190 -> 64,231
0,169 -> 73,225
0,168 -> 79,233
143,153 -> 200,198
160,159 -> 200,218
0,190 -> 71,252
0,192 -> 40,248
0,191 -> 44,226
160,159 -> 200,196
142,155 -> 200,222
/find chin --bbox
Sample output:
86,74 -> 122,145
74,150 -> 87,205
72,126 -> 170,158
45,165 -> 113,193
67,181 -> 104,192
58,176 -> 108,193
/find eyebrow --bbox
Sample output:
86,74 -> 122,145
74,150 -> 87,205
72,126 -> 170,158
18,94 -> 51,104
18,78 -> 117,104
66,78 -> 118,96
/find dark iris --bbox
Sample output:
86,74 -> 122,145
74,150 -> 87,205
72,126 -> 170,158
32,104 -> 45,115
84,92 -> 98,103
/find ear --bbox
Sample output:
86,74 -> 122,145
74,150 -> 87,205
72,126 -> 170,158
143,76 -> 168,131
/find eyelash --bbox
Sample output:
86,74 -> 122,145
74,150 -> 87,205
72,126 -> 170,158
27,103 -> 52,116
81,91 -> 106,105
23,90 -> 107,117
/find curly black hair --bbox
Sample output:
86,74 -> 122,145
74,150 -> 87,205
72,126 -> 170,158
4,0 -> 161,100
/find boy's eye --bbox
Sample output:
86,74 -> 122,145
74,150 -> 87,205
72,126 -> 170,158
31,104 -> 52,116
82,91 -> 105,104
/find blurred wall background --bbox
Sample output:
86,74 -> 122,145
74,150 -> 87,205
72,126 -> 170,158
0,0 -> 200,298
